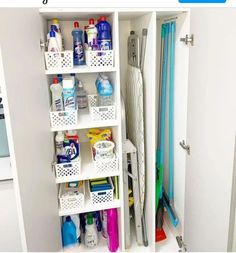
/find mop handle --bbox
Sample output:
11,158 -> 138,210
168,21 -> 176,202
160,24 -> 169,168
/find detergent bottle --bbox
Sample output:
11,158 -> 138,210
62,216 -> 77,247
72,21 -> 85,65
86,18 -> 98,50
52,18 -> 64,50
107,208 -> 119,252
97,16 -> 112,50
48,30 -> 60,52
50,77 -> 63,111
85,212 -> 98,248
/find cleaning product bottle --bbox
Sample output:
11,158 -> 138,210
97,75 -> 113,106
57,74 -> 63,84
62,78 -> 76,110
64,130 -> 80,161
52,18 -> 64,50
70,214 -> 81,243
107,208 -> 119,252
93,211 -> 102,232
48,30 -> 60,52
47,25 -> 63,52
62,216 -> 77,247
97,16 -> 112,50
101,210 -> 108,238
86,18 -> 98,51
77,81 -> 88,109
85,213 -> 98,248
55,131 -> 64,155
84,26 -> 88,50
72,21 -> 85,66
50,77 -> 63,111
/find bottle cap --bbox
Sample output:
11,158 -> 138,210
53,77 -> 59,84
89,18 -> 95,25
84,25 -> 88,30
100,16 -> 107,21
66,216 -> 72,222
78,81 -> 83,88
74,21 -> 79,28
49,30 -> 56,37
87,213 -> 93,225
52,18 -> 59,24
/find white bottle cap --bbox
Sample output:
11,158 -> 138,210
63,78 -> 74,88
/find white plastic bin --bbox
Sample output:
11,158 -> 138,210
45,51 -> 73,70
85,50 -> 114,67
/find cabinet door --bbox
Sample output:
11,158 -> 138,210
184,8 -> 236,251
0,180 -> 22,252
0,9 -> 61,251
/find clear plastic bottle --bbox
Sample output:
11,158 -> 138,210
84,213 -> 98,248
77,81 -> 88,109
97,75 -> 113,106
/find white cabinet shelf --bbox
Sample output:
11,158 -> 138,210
51,108 -> 118,132
55,143 -> 120,184
59,197 -> 120,216
45,65 -> 117,75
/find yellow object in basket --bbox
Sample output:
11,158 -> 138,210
87,128 -> 112,145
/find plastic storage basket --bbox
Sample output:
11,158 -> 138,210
45,51 -> 73,70
54,160 -> 81,182
88,177 -> 114,204
88,95 -> 116,121
50,109 -> 78,128
92,150 -> 118,174
59,181 -> 85,211
85,50 -> 113,67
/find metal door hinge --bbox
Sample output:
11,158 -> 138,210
180,34 -> 194,46
40,39 -> 47,51
176,236 -> 187,252
180,140 -> 190,155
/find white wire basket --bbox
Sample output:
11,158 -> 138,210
45,51 -> 73,70
54,160 -> 81,181
59,181 -> 85,211
85,50 -> 113,67
88,95 -> 116,121
50,109 -> 78,128
88,177 -> 114,205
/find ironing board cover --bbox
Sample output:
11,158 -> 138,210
126,65 -> 145,211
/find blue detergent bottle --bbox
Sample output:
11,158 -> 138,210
97,16 -> 112,50
72,21 -> 85,65
62,216 -> 77,247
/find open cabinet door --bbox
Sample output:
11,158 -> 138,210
0,9 -> 61,251
184,8 -> 236,251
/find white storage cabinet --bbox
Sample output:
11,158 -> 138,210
0,7 -> 236,252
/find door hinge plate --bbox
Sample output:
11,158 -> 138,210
180,34 -> 194,46
176,236 -> 187,252
179,140 -> 190,155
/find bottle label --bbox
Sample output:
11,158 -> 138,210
97,81 -> 113,96
55,98 -> 62,111
98,39 -> 112,50
86,234 -> 97,248
74,41 -> 84,62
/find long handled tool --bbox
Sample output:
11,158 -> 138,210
163,21 -> 179,227
156,23 -> 169,242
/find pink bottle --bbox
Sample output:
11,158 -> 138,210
107,208 -> 119,252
